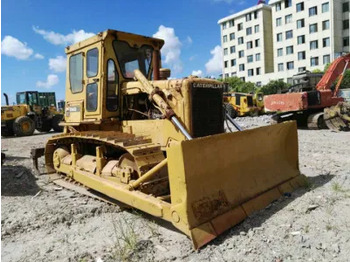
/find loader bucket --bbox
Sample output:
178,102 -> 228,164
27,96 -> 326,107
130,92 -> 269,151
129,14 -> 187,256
166,121 -> 306,249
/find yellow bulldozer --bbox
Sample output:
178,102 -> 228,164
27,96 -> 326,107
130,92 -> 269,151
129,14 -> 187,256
1,91 -> 64,137
31,29 -> 305,249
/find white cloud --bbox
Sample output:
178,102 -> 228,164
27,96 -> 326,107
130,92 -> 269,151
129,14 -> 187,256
192,70 -> 203,77
34,53 -> 44,59
186,36 -> 193,45
36,74 -> 59,88
49,56 -> 66,72
153,25 -> 183,73
33,26 -> 95,46
205,45 -> 223,74
1,36 -> 34,60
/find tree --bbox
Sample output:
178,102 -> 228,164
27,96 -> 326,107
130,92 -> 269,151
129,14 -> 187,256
259,80 -> 290,95
220,77 -> 256,93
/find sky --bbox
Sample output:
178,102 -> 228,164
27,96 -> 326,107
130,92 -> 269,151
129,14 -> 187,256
1,0 -> 259,105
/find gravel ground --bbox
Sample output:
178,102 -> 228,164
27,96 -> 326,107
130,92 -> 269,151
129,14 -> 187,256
2,117 -> 350,262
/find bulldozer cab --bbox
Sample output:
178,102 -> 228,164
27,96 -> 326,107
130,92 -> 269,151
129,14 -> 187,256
64,30 -> 163,123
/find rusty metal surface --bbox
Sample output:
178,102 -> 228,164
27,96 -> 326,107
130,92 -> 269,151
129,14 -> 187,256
264,92 -> 308,112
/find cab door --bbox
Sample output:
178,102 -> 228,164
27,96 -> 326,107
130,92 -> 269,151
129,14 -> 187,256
84,45 -> 102,118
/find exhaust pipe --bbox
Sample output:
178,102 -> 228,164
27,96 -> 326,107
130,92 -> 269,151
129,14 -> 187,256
152,50 -> 160,80
3,93 -> 9,106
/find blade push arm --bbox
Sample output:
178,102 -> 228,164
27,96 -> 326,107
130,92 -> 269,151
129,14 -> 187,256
133,69 -> 192,140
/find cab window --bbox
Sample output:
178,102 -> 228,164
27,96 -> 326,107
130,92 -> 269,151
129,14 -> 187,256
17,93 -> 26,104
86,83 -> 98,112
27,92 -> 38,106
106,59 -> 119,111
87,48 -> 98,77
69,53 -> 83,93
113,40 -> 153,78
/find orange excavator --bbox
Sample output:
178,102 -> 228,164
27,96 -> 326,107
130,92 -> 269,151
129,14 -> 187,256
264,53 -> 350,131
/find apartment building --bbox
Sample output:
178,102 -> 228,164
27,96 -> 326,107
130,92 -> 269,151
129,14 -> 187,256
218,4 -> 274,86
218,0 -> 350,85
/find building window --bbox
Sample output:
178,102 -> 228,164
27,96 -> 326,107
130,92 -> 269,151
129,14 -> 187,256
344,37 -> 350,47
256,81 -> 262,87
223,35 -> 227,43
225,73 -> 229,78
285,14 -> 293,24
246,13 -> 252,21
309,23 -> 318,33
248,69 -> 254,76
309,6 -> 317,16
322,20 -> 330,30
323,37 -> 330,47
286,45 -> 294,54
277,33 -> 283,42
254,11 -> 258,19
278,63 -> 284,71
297,19 -> 305,29
287,61 -> 294,70
229,19 -> 235,27
277,48 -> 283,56
240,77 -> 246,82
238,23 -> 243,31
298,51 -> 306,60
238,50 -> 244,58
310,40 -> 319,50
298,67 -> 307,72
230,33 -> 235,40
230,46 -> 236,53
224,61 -> 228,68
224,48 -> 228,56
255,39 -> 260,47
256,68 -> 261,75
231,59 -> 236,67
254,25 -> 260,33
239,64 -> 245,71
247,55 -> 254,63
297,35 -> 305,44
276,17 -> 282,27
296,2 -> 304,12
322,2 -> 329,13
246,27 -> 252,35
222,23 -> 227,30
256,53 -> 261,61
343,2 -> 349,12
276,3 -> 282,11
231,72 -> 237,76
285,30 -> 293,39
285,0 -> 292,8
238,37 -> 244,45
323,55 -> 330,65
310,57 -> 319,66
343,19 -> 349,30
247,41 -> 253,49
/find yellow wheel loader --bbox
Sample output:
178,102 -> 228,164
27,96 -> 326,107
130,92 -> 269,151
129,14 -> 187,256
31,30 -> 306,249
1,92 -> 64,137
224,92 -> 260,118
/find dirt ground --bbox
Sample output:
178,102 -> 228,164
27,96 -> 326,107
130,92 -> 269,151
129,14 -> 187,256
2,116 -> 350,262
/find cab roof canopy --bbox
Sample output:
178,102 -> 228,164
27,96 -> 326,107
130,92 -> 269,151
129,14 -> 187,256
65,29 -> 165,54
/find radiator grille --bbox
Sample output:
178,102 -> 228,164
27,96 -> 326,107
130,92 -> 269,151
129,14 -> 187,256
191,84 -> 224,138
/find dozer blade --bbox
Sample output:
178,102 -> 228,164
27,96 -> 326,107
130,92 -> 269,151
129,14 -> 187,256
166,121 -> 306,249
